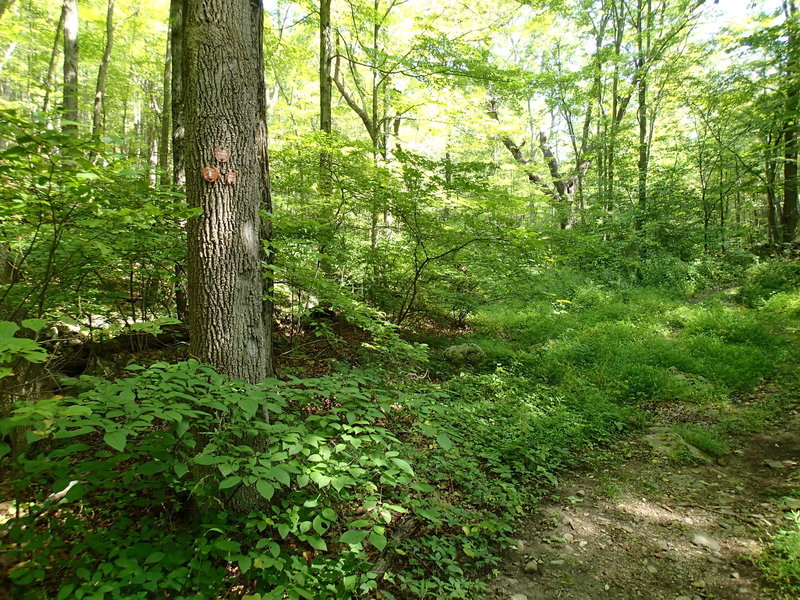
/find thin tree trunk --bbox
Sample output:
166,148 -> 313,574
635,0 -> 651,226
92,0 -> 114,136
782,0 -> 799,243
184,0 -> 273,384
320,0 -> 332,137
159,30 -> 172,186
62,0 -> 79,132
42,6 -> 65,116
170,0 -> 186,188
170,0 -> 188,322
318,0 -> 334,275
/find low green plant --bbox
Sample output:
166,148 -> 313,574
673,424 -> 729,458
761,511 -> 800,596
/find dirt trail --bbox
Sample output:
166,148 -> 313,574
487,399 -> 800,600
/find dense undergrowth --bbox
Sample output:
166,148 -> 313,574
2,256 -> 800,599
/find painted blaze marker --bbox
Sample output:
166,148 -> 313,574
214,146 -> 231,163
201,165 -> 220,182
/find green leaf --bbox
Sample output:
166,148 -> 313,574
339,529 -> 368,545
270,466 -> 291,487
103,430 -> 128,451
56,583 -> 76,600
194,454 -> 218,466
219,476 -> 242,490
214,539 -> 240,554
237,554 -> 252,573
21,318 -> 48,333
256,480 -> 275,500
0,321 -> 19,339
145,552 -> 165,564
307,536 -> 327,551
390,457 -> 414,475
415,507 -> 441,523
0,442 -> 10,459
370,530 -> 387,551
174,462 -> 189,478
277,523 -> 290,539
411,482 -> 435,493
436,434 -> 454,450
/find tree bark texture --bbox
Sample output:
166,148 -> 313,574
184,0 -> 272,385
92,0 -> 115,136
62,0 -> 79,132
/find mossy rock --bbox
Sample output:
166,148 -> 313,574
443,343 -> 485,365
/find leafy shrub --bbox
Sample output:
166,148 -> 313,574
1,361 -> 415,599
738,261 -> 800,307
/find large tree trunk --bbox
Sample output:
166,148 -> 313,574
92,0 -> 114,136
184,0 -> 273,384
62,0 -> 79,132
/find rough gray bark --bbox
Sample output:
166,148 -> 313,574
184,0 -> 273,384
62,0 -> 79,132
92,0 -> 114,136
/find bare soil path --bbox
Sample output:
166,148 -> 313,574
487,385 -> 800,600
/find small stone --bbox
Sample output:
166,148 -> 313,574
647,565 -> 658,574
732,572 -> 740,579
691,580 -> 706,588
550,559 -> 565,565
579,540 -> 588,547
675,596 -> 691,600
510,595 -> 528,600
692,533 -> 721,552
708,556 -> 723,564
764,459 -> 784,470
563,533 -> 575,542
524,560 -> 539,574
515,540 -> 526,552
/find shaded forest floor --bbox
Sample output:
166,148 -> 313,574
487,375 -> 800,600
